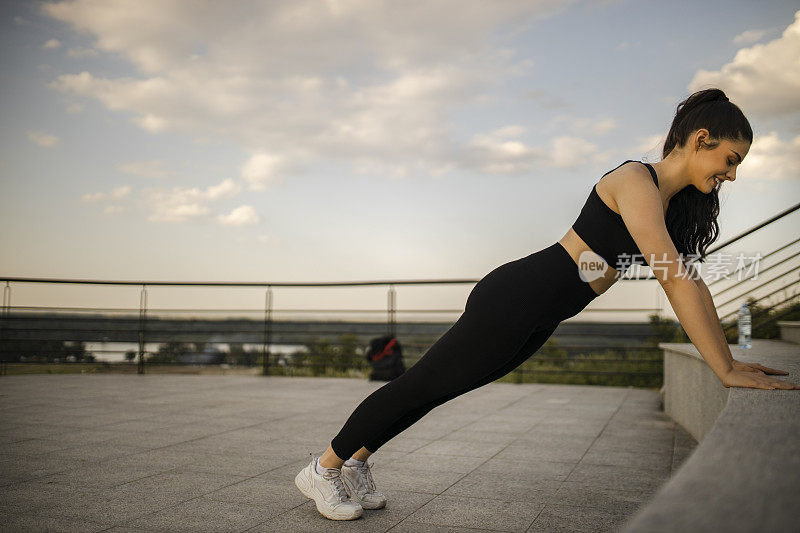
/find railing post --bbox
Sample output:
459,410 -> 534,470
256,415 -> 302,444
387,284 -> 396,337
138,284 -> 147,374
261,285 -> 272,376
656,284 -> 663,319
1,281 -> 10,376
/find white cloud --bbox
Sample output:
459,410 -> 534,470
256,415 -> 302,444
27,131 -> 59,147
462,128 -> 608,174
41,0 -> 581,179
144,189 -> 210,222
634,134 -> 666,158
490,125 -> 527,138
732,28 -> 769,45
688,10 -> 800,120
66,46 -> 99,58
217,205 -> 260,226
116,160 -> 177,179
42,38 -> 61,49
206,178 -> 241,199
738,131 -> 800,182
150,202 -> 210,222
133,113 -> 168,133
13,16 -> 29,25
547,135 -> 606,169
466,128 -> 538,174
81,185 -> 131,203
81,192 -> 104,203
66,102 -> 84,113
239,152 -> 287,191
104,205 -> 125,214
111,185 -> 131,198
143,178 -> 246,223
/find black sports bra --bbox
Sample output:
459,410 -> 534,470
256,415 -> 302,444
571,160 -> 659,272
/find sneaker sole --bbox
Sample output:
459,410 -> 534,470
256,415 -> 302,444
294,466 -> 363,520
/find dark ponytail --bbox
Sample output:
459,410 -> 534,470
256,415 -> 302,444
659,88 -> 752,263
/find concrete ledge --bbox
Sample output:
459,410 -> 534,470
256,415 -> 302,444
778,320 -> 800,344
660,342 -> 730,442
620,339 -> 800,532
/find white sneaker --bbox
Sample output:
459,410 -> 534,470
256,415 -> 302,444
341,459 -> 387,509
294,453 -> 364,520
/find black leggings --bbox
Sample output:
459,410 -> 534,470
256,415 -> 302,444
330,242 -> 599,460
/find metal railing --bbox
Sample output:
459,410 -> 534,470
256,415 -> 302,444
1,200 -> 798,384
0,273 -> 666,384
701,201 -> 800,337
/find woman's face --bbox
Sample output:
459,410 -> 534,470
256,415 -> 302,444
690,129 -> 751,193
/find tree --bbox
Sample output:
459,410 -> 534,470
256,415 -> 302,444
148,341 -> 191,363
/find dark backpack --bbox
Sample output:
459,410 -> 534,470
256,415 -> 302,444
365,335 -> 406,381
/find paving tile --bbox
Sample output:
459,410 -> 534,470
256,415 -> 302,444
0,375 -> 678,531
549,480 -> 653,510
413,439 -> 509,459
27,427 -> 121,446
0,437 -> 76,456
34,459 -> 185,490
528,502 -> 639,532
390,426 -> 455,441
103,526 -> 166,533
494,443 -> 588,463
377,436 -> 436,453
512,433 -> 596,449
94,429 -> 209,449
121,495 -> 280,532
41,442 -> 151,464
461,417 -> 537,434
0,512 -> 108,532
0,479 -> 106,516
440,470 -> 560,502
384,453 -> 484,474
580,449 -> 672,473
0,453 -> 88,482
252,489 -> 436,532
25,486 -> 189,526
473,458 -> 574,481
372,464 -> 466,494
444,429 -> 521,446
588,436 -> 674,455
404,494 -> 544,532
528,421 -> 606,438
566,462 -> 670,493
391,520 -> 504,532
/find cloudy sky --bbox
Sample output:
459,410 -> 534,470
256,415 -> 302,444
1,0 -> 798,316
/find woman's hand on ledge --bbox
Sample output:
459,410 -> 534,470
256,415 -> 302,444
731,359 -> 789,375
720,368 -> 800,390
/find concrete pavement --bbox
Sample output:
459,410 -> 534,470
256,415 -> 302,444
0,375 -> 695,532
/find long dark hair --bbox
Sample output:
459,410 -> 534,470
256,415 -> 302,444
660,88 -> 752,263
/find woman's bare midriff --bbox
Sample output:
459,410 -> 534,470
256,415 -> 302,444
557,228 -> 619,296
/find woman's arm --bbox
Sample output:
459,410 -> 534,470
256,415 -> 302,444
662,278 -> 736,382
691,267 -> 789,375
686,262 -> 733,364
614,165 -> 798,390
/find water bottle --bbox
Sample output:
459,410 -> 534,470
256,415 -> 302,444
738,303 -> 752,349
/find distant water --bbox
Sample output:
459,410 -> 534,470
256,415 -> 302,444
82,342 -> 306,363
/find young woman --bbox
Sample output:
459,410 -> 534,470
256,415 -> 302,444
294,88 -> 800,520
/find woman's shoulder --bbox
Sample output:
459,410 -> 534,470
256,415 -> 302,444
596,160 -> 655,213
